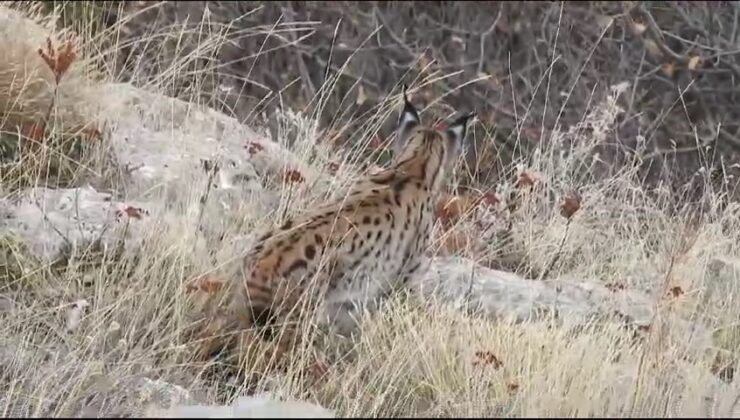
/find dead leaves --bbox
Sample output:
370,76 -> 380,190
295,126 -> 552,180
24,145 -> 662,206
433,189 -> 501,256
667,285 -> 684,299
473,350 -> 503,369
472,350 -> 521,395
435,193 -> 480,228
20,122 -> 45,144
559,191 -> 582,220
245,141 -> 264,155
515,169 -> 543,191
38,35 -> 77,84
285,168 -> 305,184
605,281 -> 626,293
435,190 -> 501,228
185,275 -> 225,295
115,205 -> 148,221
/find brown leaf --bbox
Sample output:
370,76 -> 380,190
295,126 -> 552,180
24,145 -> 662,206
473,350 -> 503,369
20,122 -> 46,143
668,286 -> 684,298
37,36 -> 77,83
55,40 -> 77,80
437,229 -> 471,256
285,169 -> 305,183
116,205 -> 148,221
559,192 -> 582,219
515,170 -> 542,190
245,141 -> 264,155
434,194 -> 456,225
481,192 -> 500,207
186,276 -> 225,294
605,282 -> 626,293
435,194 -> 478,227
507,382 -> 520,395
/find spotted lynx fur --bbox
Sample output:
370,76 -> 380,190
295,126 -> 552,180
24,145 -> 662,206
208,86 -> 473,370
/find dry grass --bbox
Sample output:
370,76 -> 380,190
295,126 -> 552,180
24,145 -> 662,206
0,1 -> 739,417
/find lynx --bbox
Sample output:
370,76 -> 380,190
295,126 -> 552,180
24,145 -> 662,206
209,86 -> 473,372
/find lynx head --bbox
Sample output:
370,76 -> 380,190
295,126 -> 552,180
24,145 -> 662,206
393,85 -> 474,189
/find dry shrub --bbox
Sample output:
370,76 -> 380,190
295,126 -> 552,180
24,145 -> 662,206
107,1 -> 740,201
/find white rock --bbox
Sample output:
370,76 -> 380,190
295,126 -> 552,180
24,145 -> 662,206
95,83 -> 320,205
413,256 -> 652,324
147,394 -> 334,418
137,377 -> 193,408
0,186 -> 149,262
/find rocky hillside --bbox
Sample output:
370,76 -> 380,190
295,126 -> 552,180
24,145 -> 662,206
0,2 -> 739,417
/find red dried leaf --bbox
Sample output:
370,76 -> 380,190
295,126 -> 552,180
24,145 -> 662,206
559,192 -> 582,219
605,282 -> 626,293
515,170 -> 541,190
481,191 -> 500,206
434,194 -> 457,225
435,194 -> 470,228
668,286 -> 684,298
473,350 -> 503,369
438,229 -> 471,256
245,141 -> 265,155
38,36 -> 77,83
20,122 -> 46,142
55,40 -> 76,79
285,169 -> 305,183
186,276 -> 225,295
38,38 -> 55,72
116,205 -> 147,221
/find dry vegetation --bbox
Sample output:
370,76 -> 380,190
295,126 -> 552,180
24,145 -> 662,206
0,1 -> 739,417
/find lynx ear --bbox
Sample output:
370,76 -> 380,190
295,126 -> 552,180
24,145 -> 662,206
396,84 -> 421,143
443,112 -> 475,170
446,112 -> 475,151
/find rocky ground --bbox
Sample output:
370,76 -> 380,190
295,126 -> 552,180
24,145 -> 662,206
1,3 -> 740,417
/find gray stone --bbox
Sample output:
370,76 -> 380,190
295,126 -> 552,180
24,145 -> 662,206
413,256 -> 655,325
147,394 -> 334,418
0,186 -> 149,262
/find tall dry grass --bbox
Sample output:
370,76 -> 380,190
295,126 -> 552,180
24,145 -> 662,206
0,1 -> 739,417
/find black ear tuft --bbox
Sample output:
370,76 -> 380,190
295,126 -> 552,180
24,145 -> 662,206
446,112 -> 475,144
396,84 -> 421,143
399,84 -> 420,125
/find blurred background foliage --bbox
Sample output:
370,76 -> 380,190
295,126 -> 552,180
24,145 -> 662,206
47,1 -> 740,202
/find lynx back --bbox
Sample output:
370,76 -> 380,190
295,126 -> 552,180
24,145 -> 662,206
221,86 -> 474,371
